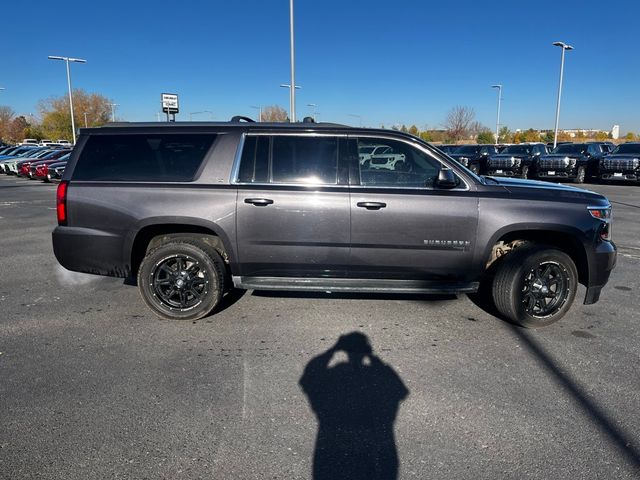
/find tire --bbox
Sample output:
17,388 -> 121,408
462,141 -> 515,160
137,238 -> 226,320
492,246 -> 578,328
574,166 -> 586,184
521,165 -> 529,179
470,164 -> 479,174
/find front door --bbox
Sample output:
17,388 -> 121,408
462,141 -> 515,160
348,136 -> 479,282
235,134 -> 351,278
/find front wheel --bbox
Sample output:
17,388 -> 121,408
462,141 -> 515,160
574,166 -> 586,184
137,238 -> 226,320
492,246 -> 578,328
521,165 -> 529,179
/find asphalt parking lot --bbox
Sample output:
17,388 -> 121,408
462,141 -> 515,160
0,175 -> 638,479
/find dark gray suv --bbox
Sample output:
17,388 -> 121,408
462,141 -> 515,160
52,119 -> 616,328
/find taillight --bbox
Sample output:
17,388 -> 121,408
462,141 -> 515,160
56,181 -> 68,225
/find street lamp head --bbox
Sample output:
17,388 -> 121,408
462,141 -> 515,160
48,55 -> 65,61
69,58 -> 87,63
553,41 -> 574,50
491,84 -> 502,89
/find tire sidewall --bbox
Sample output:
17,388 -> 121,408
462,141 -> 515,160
507,249 -> 577,327
138,241 -> 223,320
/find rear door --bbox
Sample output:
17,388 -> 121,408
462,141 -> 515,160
349,135 -> 479,282
235,133 -> 351,278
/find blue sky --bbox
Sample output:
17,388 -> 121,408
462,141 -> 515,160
2,0 -> 639,132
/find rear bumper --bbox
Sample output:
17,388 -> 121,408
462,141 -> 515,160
52,226 -> 130,278
584,240 -> 617,305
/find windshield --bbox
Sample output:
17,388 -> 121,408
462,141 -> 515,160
552,144 -> 586,154
502,145 -> 532,155
454,146 -> 480,155
612,143 -> 640,155
359,146 -> 375,154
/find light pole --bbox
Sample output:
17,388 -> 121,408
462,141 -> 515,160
491,84 -> 502,145
48,56 -> 86,144
280,84 -> 301,121
288,0 -> 296,122
189,110 -> 214,121
552,41 -> 574,149
83,112 -> 88,128
307,103 -> 318,122
109,103 -> 119,122
250,105 -> 262,122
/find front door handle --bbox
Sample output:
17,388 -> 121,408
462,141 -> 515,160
356,201 -> 387,210
244,198 -> 274,206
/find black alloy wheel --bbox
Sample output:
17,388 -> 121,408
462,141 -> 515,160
521,261 -> 570,318
138,238 -> 225,320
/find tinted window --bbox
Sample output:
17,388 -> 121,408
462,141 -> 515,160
238,136 -> 269,183
238,135 -> 339,185
611,143 -> 640,155
502,145 -> 532,155
73,134 -> 216,181
358,138 -> 443,188
271,136 -> 338,184
552,144 -> 586,154
454,146 -> 480,155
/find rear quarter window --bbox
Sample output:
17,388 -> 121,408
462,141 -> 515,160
72,133 -> 217,181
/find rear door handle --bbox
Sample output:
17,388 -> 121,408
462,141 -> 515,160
356,201 -> 387,210
244,198 -> 274,206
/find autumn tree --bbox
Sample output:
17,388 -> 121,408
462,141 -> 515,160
0,106 -> 16,142
498,126 -> 513,143
7,116 -> 29,143
625,132 -> 636,141
37,89 -> 113,141
260,105 -> 288,122
408,125 -> 419,137
444,106 -> 475,142
595,131 -> 609,141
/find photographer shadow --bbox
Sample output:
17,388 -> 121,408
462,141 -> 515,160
299,332 -> 409,480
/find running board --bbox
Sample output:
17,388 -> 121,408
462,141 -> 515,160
232,276 -> 479,294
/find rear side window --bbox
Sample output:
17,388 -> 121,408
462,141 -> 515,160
237,135 -> 339,185
73,134 -> 216,181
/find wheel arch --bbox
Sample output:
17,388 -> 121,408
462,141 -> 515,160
127,217 -> 237,278
483,226 -> 589,287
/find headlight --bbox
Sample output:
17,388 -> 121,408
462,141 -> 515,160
513,157 -> 521,166
459,157 -> 469,166
568,158 -> 577,167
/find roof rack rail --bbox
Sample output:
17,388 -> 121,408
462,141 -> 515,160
230,116 -> 255,123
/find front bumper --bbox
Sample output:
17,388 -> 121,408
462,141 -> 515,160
584,240 -> 617,305
600,170 -> 639,181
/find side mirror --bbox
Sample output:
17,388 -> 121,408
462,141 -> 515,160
436,168 -> 457,189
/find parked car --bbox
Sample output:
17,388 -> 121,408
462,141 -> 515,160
358,144 -> 392,165
47,161 -> 67,182
29,151 -> 71,179
52,118 -> 616,328
449,144 -> 499,174
57,139 -> 71,146
15,149 -> 58,176
535,142 -> 610,183
0,146 -> 44,173
21,138 -> 39,146
598,142 -> 640,182
486,143 -> 548,179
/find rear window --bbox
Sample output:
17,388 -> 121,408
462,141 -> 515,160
73,133 -> 216,181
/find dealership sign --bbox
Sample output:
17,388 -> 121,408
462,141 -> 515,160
161,93 -> 179,114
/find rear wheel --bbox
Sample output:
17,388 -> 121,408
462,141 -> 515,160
137,238 -> 225,320
492,246 -> 577,328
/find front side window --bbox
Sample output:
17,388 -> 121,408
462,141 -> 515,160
357,138 -> 443,188
73,133 -> 216,181
238,135 -> 339,185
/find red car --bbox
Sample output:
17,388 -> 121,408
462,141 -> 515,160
25,151 -> 71,179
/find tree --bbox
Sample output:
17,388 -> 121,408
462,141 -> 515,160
37,89 -> 113,141
7,116 -> 28,143
595,131 -> 609,141
260,105 -> 288,122
542,131 -> 555,143
408,125 -> 419,136
625,132 -> 636,141
522,128 -> 540,142
476,130 -> 495,144
444,106 -> 475,142
498,126 -> 513,143
0,106 -> 16,142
